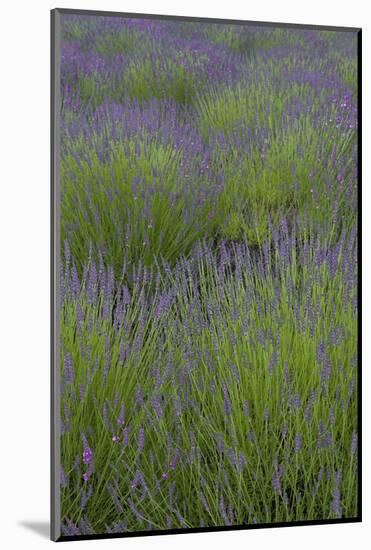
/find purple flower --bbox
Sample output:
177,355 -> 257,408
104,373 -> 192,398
293,392 -> 301,410
317,421 -> 333,449
281,423 -> 288,438
331,471 -> 342,518
81,433 -> 93,462
136,384 -> 144,406
294,434 -> 302,453
350,431 -> 357,456
222,383 -> 232,416
137,426 -> 145,454
60,466 -> 68,488
80,484 -> 93,509
272,455 -> 282,495
122,426 -> 129,449
82,447 -> 93,465
117,403 -> 125,425
64,352 -> 74,383
219,494 -> 230,525
268,350 -> 277,375
122,285 -> 130,305
216,433 -> 224,453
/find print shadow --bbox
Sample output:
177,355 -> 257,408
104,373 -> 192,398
18,521 -> 49,539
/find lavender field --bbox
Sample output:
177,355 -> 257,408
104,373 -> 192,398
58,14 -> 359,537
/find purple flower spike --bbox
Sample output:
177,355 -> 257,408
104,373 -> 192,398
162,472 -> 168,480
82,472 -> 89,482
350,432 -> 358,456
112,435 -> 119,443
137,427 -> 145,454
83,447 -> 93,465
60,466 -> 68,488
64,352 -> 74,384
294,434 -> 303,453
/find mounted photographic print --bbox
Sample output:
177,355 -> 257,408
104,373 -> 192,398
51,8 -> 361,541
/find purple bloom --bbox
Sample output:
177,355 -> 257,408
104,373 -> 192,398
317,421 -> 333,449
64,352 -> 74,383
81,432 -> 93,463
272,470 -> 282,495
219,494 -> 230,525
60,466 -> 68,488
294,434 -> 302,453
122,426 -> 129,449
268,350 -> 277,375
82,447 -> 93,465
331,471 -> 342,518
350,431 -> 358,456
80,484 -> 93,509
136,384 -> 144,406
122,285 -> 130,305
216,433 -> 224,453
281,423 -> 288,438
222,383 -> 232,416
293,392 -> 301,410
117,403 -> 125,425
137,426 -> 145,454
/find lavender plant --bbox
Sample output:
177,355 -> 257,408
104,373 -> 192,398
58,14 -> 358,536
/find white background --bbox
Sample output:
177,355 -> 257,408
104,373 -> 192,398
0,0 -> 368,548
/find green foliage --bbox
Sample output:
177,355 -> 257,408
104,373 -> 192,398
94,28 -> 146,58
60,239 -> 358,530
113,58 -> 200,105
204,26 -> 307,55
62,20 -> 90,41
61,136 -> 218,274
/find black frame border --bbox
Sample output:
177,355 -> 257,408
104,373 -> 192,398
51,8 -> 362,542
